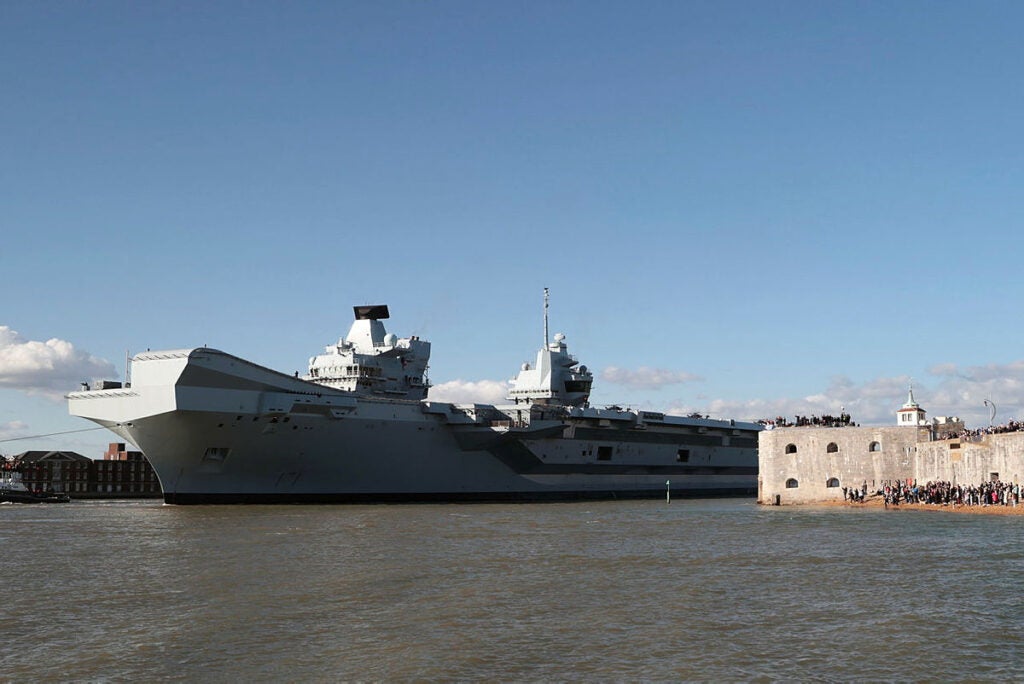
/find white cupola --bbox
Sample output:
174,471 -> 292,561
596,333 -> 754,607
896,385 -> 927,426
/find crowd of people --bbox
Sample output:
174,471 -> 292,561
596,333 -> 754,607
877,479 -> 1021,508
759,413 -> 856,429
946,420 -> 1024,441
842,482 -> 869,502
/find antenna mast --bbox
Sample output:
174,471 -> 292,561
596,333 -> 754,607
543,287 -> 549,347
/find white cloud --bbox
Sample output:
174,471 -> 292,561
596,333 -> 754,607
0,421 -> 30,459
928,362 -> 959,377
920,361 -> 1024,424
601,366 -> 703,390
0,420 -> 29,440
661,396 -> 851,423
0,326 -> 116,399
428,379 -> 510,404
928,359 -> 1024,384
423,360 -> 1024,430
658,362 -> 1024,428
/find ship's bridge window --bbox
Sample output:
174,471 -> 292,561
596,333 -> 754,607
785,444 -> 797,454
826,442 -> 839,453
785,478 -> 799,488
564,380 -> 591,393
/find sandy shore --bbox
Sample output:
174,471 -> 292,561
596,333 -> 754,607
815,495 -> 1024,516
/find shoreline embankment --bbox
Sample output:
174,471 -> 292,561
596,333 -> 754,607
815,495 -> 1024,516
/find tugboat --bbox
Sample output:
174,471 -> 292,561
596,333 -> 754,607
0,467 -> 70,504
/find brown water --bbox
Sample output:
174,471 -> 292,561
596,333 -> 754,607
1,499 -> 1021,681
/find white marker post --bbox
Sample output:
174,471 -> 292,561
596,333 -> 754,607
666,480 -> 671,504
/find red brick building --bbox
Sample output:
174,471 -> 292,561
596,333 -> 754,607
11,443 -> 161,498
94,443 -> 161,496
13,450 -> 92,495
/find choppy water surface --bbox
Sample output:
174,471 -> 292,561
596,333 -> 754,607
1,499 -> 1021,681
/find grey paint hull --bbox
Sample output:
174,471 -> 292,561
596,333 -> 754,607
70,348 -> 758,504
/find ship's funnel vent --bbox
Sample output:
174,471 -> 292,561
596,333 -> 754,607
353,305 -> 390,321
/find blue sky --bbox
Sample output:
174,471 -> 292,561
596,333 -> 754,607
3,1 -> 1024,457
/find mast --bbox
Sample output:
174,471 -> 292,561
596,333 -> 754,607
543,287 -> 549,347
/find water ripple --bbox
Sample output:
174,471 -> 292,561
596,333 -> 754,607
2,499 -> 1022,680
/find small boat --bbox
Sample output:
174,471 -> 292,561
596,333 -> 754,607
0,469 -> 70,504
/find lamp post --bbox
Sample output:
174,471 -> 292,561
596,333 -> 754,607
983,399 -> 996,427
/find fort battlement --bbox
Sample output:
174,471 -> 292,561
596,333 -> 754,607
759,426 -> 1024,505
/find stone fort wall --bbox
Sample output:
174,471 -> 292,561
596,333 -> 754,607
758,426 -> 1024,505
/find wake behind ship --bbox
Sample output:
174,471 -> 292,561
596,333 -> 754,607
68,295 -> 759,504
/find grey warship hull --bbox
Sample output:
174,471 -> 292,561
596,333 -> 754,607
69,348 -> 758,504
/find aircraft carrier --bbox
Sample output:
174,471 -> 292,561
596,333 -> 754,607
68,293 -> 759,504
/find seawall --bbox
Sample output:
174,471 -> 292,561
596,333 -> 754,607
758,426 -> 1024,505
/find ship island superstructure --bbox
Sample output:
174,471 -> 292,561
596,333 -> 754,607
68,294 -> 759,504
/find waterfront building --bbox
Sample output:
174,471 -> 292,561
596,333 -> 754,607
9,443 -> 161,498
759,394 -> 1023,505
14,450 -> 92,495
94,443 -> 161,496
